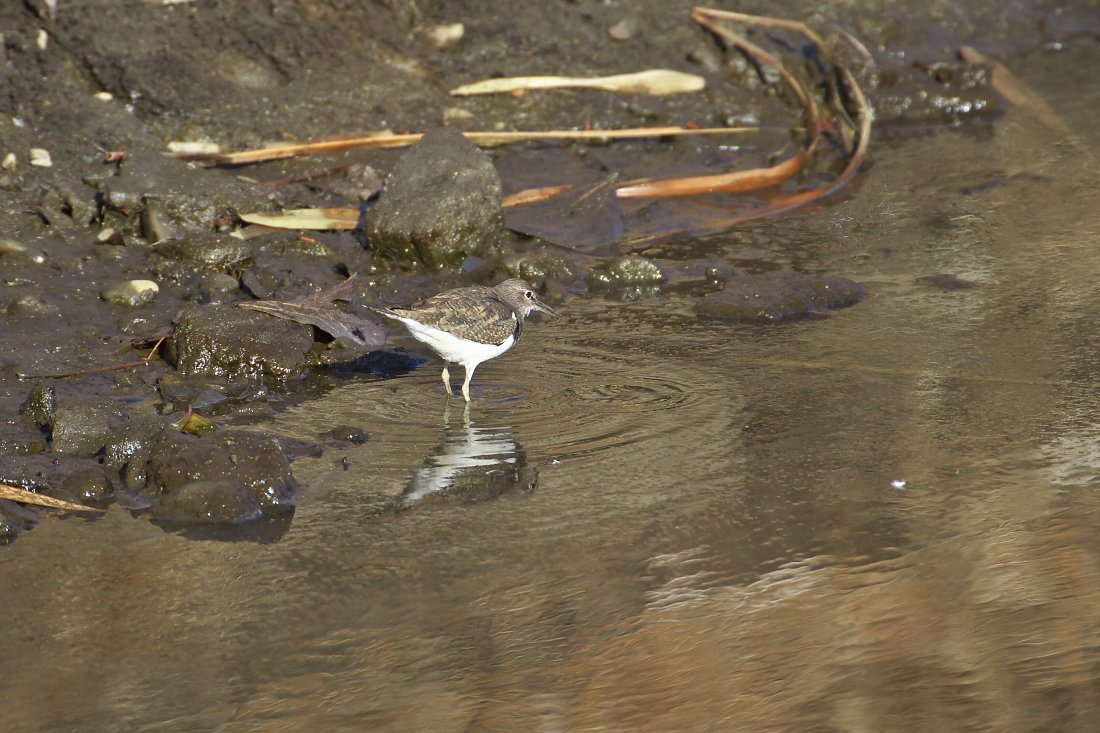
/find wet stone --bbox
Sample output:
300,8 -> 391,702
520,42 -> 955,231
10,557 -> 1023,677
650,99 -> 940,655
61,466 -> 114,502
142,430 -> 299,523
167,305 -> 314,378
365,126 -> 505,269
5,294 -> 61,318
50,397 -> 138,456
97,150 -> 273,237
588,256 -> 665,300
148,479 -> 263,524
24,384 -> 144,457
155,234 -> 252,269
320,426 -> 371,447
102,279 -> 159,307
608,256 -> 664,284
694,270 -> 867,322
500,250 -> 577,283
21,382 -> 56,430
0,237 -> 47,264
116,313 -> 158,334
201,272 -> 240,293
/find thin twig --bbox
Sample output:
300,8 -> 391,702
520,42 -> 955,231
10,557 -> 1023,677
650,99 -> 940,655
18,336 -> 167,380
0,483 -> 106,513
169,126 -> 756,166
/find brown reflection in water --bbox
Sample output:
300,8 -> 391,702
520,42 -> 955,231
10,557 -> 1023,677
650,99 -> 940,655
551,510 -> 1100,732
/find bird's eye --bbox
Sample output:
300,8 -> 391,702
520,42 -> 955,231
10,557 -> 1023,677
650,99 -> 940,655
525,291 -> 533,299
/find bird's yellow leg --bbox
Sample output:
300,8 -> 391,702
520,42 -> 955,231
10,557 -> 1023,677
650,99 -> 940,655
441,363 -> 454,396
461,365 -> 475,403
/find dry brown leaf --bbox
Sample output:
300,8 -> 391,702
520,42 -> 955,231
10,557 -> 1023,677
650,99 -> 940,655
450,69 -> 706,96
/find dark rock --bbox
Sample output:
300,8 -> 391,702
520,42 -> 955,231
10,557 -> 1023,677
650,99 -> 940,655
320,426 -> 371,446
21,382 -> 56,430
694,270 -> 867,322
365,127 -> 505,269
155,234 -> 252,269
96,150 -> 272,238
61,466 -> 114,502
23,385 -> 143,457
201,272 -> 240,293
600,255 -> 664,285
322,162 -> 383,202
167,305 -> 314,377
5,294 -> 62,318
148,479 -> 263,524
141,430 -> 299,523
103,421 -> 166,474
271,436 -> 324,459
499,250 -> 577,283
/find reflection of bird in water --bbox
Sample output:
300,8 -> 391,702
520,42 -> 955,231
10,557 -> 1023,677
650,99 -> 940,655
389,408 -> 537,510
371,279 -> 554,402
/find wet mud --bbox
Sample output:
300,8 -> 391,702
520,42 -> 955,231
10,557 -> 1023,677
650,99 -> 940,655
1,1 -> 1100,729
0,0 -> 1092,529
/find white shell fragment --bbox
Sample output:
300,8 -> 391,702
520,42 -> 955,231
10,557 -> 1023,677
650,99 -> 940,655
29,148 -> 52,167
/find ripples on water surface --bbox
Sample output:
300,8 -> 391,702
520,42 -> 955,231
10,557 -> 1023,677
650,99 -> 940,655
4,42 -> 1100,733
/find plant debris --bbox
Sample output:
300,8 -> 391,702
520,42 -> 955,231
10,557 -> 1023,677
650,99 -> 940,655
0,483 -> 105,513
236,274 -> 387,347
450,68 -> 705,96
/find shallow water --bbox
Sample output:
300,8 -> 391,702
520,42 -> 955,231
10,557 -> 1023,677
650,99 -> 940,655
4,41 -> 1100,731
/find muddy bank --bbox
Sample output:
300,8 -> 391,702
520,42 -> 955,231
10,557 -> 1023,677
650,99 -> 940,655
0,0 -> 1096,542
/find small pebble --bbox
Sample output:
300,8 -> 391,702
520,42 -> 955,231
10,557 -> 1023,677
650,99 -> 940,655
102,279 -> 159,307
422,22 -> 464,50
29,148 -> 52,167
609,19 -> 636,41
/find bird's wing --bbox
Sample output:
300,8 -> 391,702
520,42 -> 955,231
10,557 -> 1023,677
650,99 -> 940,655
393,288 -> 518,345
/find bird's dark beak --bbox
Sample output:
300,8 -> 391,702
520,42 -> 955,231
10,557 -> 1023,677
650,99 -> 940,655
532,297 -> 556,317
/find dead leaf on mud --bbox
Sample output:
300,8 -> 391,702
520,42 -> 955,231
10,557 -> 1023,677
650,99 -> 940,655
450,68 -> 706,96
237,274 -> 387,347
176,408 -> 216,436
504,175 -> 623,253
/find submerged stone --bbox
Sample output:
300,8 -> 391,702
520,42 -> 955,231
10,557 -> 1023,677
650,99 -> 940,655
148,479 -> 263,524
694,270 -> 866,322
608,256 -> 664,284
916,273 -> 979,291
499,250 -> 576,282
142,430 -> 299,523
365,127 -> 504,269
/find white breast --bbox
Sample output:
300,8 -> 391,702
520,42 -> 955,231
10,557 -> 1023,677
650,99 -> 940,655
395,315 -> 516,366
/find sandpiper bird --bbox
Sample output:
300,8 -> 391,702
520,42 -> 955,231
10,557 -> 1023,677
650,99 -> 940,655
372,279 -> 555,402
